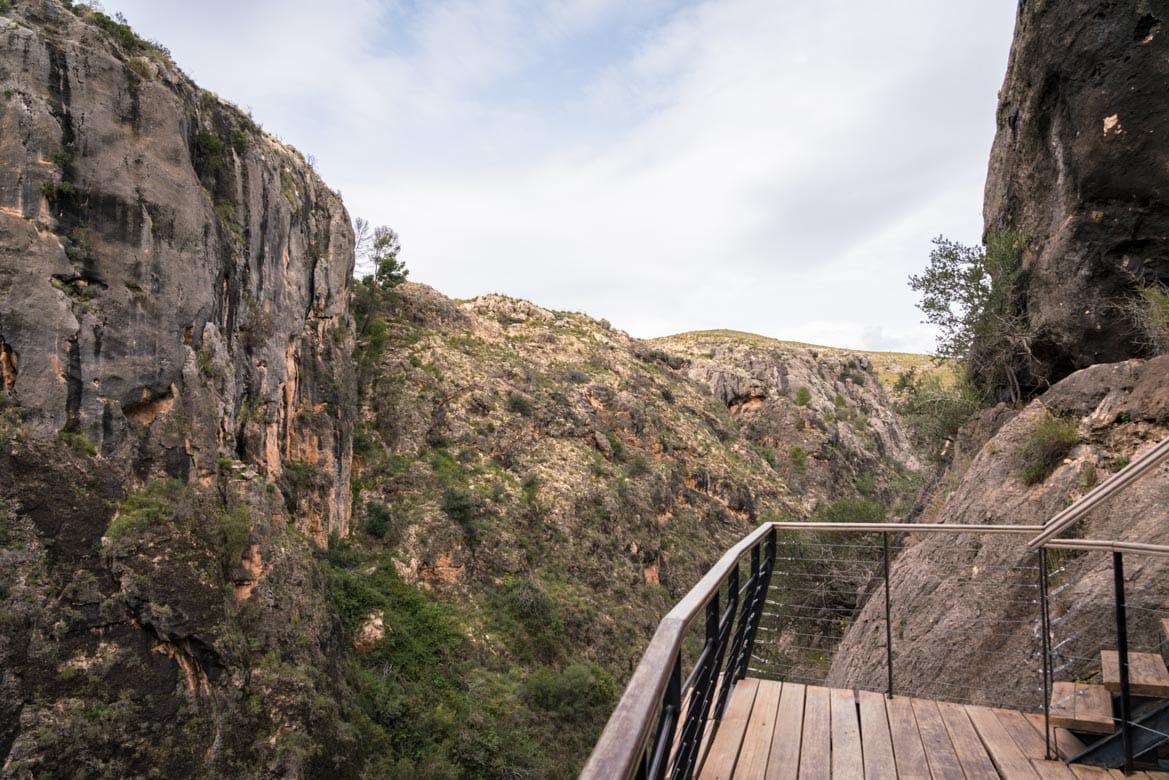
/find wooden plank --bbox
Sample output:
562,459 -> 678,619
965,704 -> 1041,779
765,683 -> 804,780
994,707 -> 1049,760
829,689 -> 862,780
698,679 -> 759,780
1049,682 -> 1114,735
911,698 -> 965,779
1032,758 -> 1078,779
1023,712 -> 1087,760
797,686 -> 830,780
732,680 -> 782,780
1101,650 -> 1169,697
886,696 -> 931,780
857,690 -> 897,780
1068,765 -> 1116,779
936,700 -> 1000,778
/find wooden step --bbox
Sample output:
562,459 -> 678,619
1100,650 -> 1169,697
1049,682 -> 1114,735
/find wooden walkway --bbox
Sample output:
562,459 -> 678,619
696,678 -> 1169,779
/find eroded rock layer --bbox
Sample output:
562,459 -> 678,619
0,1 -> 354,539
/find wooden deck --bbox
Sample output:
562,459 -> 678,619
695,678 -> 1169,779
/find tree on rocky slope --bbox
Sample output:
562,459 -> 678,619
910,229 -> 1032,401
354,217 -> 407,290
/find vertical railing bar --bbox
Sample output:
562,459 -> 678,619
1114,551 -> 1134,776
738,529 -> 777,681
711,566 -> 741,720
884,531 -> 894,698
1039,547 -> 1052,761
647,656 -> 683,780
674,579 -> 732,780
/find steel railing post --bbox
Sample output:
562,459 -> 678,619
884,531 -> 894,698
1113,552 -> 1134,775
1039,547 -> 1052,761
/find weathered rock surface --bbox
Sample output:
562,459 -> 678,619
984,0 -> 1169,385
828,356 -> 1169,708
0,0 -> 354,540
0,4 -> 358,777
655,332 -> 921,509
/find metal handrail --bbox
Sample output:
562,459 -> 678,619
1028,433 -> 1169,549
581,522 -> 773,779
582,520 -> 1045,779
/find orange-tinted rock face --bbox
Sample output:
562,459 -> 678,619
0,1 -> 354,537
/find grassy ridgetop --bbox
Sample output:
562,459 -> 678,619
653,329 -> 957,388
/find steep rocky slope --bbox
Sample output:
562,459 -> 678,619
0,3 -> 356,776
828,357 -> 1169,706
984,0 -> 1169,386
338,282 -> 922,774
655,331 -> 921,509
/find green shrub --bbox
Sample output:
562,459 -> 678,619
442,486 -> 481,546
855,471 -> 876,497
788,445 -> 808,476
627,455 -> 651,477
756,445 -> 777,467
522,663 -> 616,722
192,129 -> 227,181
795,386 -> 812,407
506,391 -> 534,416
214,506 -> 250,574
894,370 -> 979,460
1129,284 -> 1169,353
812,496 -> 885,525
365,500 -> 392,539
57,430 -> 97,456
1022,415 -> 1079,485
489,576 -> 564,663
106,478 -> 186,540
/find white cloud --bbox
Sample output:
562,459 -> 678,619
103,0 -> 1017,353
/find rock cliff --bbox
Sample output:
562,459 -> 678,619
984,0 -> 1169,386
0,3 -> 357,776
828,357 -> 1169,707
0,0 -> 354,540
827,0 -> 1169,712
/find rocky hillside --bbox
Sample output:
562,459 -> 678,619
984,0 -> 1169,386
335,282 -> 923,775
0,3 -> 927,775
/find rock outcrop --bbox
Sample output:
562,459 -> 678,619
0,0 -> 354,540
828,357 -> 1169,708
984,0 -> 1169,386
654,332 -> 921,507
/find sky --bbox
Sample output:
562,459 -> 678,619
98,0 -> 1019,353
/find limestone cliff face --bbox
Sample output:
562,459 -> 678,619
984,0 -> 1169,385
0,1 -> 354,539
